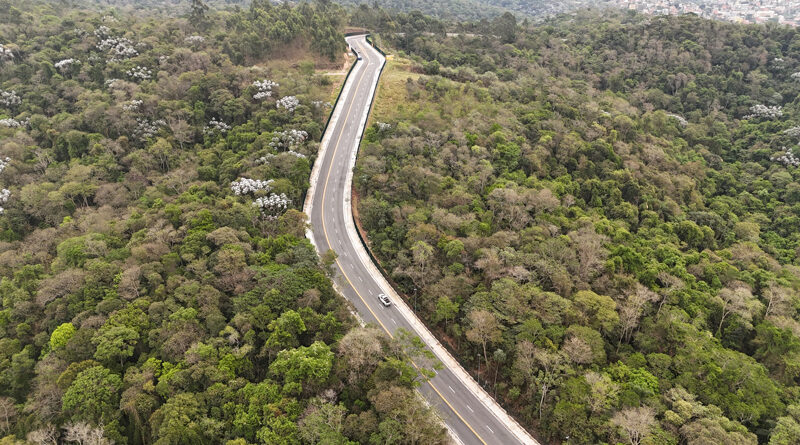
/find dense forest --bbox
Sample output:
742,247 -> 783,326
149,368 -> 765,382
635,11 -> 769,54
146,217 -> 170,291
336,0 -> 509,22
5,0 -> 800,444
0,1 -> 447,444
354,6 -> 800,444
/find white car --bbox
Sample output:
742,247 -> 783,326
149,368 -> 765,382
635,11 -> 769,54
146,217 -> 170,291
378,293 -> 391,307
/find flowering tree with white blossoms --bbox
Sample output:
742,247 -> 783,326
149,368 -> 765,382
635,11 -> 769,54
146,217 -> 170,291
0,72 -> 25,125
123,100 -> 143,112
133,118 -> 166,141
0,44 -> 14,63
744,104 -> 783,120
665,113 -> 688,128
311,100 -> 331,109
0,188 -> 10,214
772,148 -> 800,167
0,118 -> 29,128
773,127 -> 800,167
256,151 -> 306,165
230,177 -> 290,219
269,129 -> 308,151
230,178 -> 273,195
785,127 -> 800,139
0,90 -> 21,108
97,37 -> 139,61
125,66 -> 152,81
276,96 -> 299,113
792,72 -> 800,81
203,118 -> 231,135
94,25 -> 140,62
0,157 -> 12,214
185,35 -> 205,46
253,193 -> 291,218
94,25 -> 112,39
256,154 -> 276,165
285,150 -> 306,159
55,58 -> 79,74
252,79 -> 278,100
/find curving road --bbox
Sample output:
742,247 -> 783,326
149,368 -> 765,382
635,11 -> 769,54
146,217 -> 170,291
305,34 -> 539,445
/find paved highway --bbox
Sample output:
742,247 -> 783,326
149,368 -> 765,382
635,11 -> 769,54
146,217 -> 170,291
306,34 -> 538,445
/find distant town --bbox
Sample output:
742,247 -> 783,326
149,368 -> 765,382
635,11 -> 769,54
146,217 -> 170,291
610,0 -> 800,27
515,0 -> 799,28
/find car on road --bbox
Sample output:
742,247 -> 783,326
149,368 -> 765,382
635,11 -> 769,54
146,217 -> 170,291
378,293 -> 391,307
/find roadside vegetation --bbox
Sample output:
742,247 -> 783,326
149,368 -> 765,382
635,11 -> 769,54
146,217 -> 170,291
0,1 -> 446,444
355,6 -> 800,444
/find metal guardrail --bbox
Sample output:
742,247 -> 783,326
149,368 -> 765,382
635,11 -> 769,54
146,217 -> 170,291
318,44 -> 359,142
365,34 -> 387,57
300,37 -> 360,209
347,36 -> 393,289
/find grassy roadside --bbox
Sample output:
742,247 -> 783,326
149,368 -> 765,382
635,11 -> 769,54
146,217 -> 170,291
367,57 -> 422,125
323,51 -> 357,104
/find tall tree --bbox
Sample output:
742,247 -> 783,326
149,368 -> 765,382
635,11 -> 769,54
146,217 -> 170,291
611,406 -> 657,445
465,309 -> 501,372
189,0 -> 209,28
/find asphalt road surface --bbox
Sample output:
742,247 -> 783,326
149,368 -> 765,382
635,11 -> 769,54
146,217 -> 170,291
307,34 -> 536,445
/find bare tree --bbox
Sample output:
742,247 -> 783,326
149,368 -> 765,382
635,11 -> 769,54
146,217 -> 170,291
611,406 -> 656,445
472,159 -> 494,194
410,240 -> 434,286
33,147 -> 53,174
714,282 -> 764,334
568,225 -> 608,281
656,272 -> 684,315
298,401 -> 347,444
36,269 -> 87,306
515,340 -> 566,419
0,397 -> 16,434
584,371 -> 619,415
27,424 -> 58,445
63,421 -> 113,445
618,284 -> 659,348
763,281 -> 793,318
117,265 -> 142,301
369,386 -> 446,444
562,336 -> 593,365
532,346 -> 564,419
168,117 -> 193,150
488,187 -> 532,231
531,188 -> 560,214
338,327 -> 385,384
466,309 -> 502,372
474,248 -> 504,282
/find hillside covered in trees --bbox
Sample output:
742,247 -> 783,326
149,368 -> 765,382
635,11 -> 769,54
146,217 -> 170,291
338,0 -> 612,22
354,7 -> 800,444
0,1 -> 447,444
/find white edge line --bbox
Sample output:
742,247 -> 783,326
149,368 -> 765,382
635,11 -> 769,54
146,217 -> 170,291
303,43 -> 364,244
301,39 -> 465,445
338,38 -> 540,445
305,35 -> 539,445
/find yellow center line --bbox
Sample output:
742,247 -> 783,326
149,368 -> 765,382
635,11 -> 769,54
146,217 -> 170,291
318,38 -> 489,445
